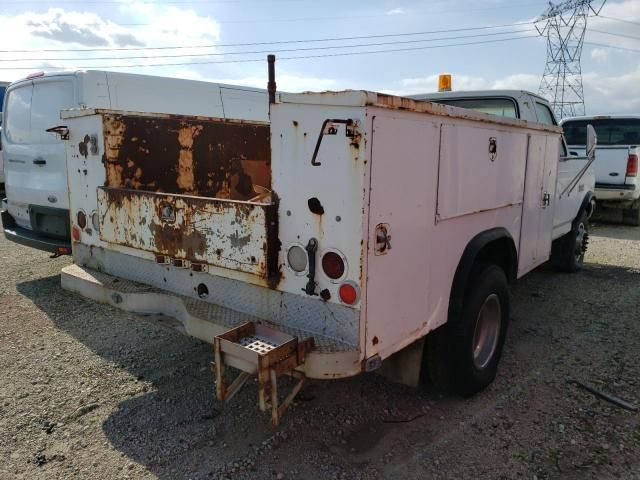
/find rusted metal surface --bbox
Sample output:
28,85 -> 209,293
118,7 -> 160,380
102,113 -> 271,200
213,322 -> 314,426
278,90 -> 562,134
98,187 -> 279,280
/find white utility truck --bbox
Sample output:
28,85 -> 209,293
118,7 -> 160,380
1,70 -> 267,255
58,63 -> 597,425
561,115 -> 640,225
412,88 -> 596,272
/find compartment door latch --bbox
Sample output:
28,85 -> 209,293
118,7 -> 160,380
374,223 -> 391,255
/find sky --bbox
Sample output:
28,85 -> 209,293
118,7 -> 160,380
0,0 -> 638,116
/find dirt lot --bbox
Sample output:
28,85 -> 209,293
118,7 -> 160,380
1,222 -> 639,480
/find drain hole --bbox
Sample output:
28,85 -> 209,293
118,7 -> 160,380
197,283 -> 209,299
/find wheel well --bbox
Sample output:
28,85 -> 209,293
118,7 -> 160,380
475,237 -> 517,284
448,228 -> 517,323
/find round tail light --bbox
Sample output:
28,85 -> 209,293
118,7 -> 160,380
339,282 -> 359,305
76,210 -> 87,229
286,245 -> 308,273
322,251 -> 345,280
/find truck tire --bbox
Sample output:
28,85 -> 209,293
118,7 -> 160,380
426,262 -> 509,397
551,210 -> 589,272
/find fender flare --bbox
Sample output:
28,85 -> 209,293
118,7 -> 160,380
448,227 -> 517,323
576,191 -> 595,223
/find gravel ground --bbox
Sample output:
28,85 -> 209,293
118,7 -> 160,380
1,221 -> 639,480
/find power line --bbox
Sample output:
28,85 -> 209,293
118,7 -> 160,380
584,41 -> 640,53
23,2 -> 543,27
0,21 -> 534,53
0,35 -> 539,70
589,29 -> 640,41
596,14 -> 640,27
0,29 -> 535,62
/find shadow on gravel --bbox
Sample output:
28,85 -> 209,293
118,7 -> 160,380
16,274 -> 227,478
14,274 -> 452,477
17,261 -> 640,478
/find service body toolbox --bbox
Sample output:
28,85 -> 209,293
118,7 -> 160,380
61,90 -> 562,423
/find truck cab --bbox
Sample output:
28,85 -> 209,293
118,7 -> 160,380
411,89 -> 596,272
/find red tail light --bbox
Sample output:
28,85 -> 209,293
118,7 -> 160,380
339,282 -> 359,305
626,154 -> 638,177
72,226 -> 81,241
76,210 -> 87,229
322,251 -> 346,280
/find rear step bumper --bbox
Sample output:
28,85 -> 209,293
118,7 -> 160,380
60,264 -> 362,380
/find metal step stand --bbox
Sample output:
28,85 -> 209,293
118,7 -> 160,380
213,322 -> 315,426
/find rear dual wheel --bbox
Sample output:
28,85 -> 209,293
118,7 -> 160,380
426,262 -> 510,397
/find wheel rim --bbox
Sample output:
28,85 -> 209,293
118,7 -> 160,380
574,222 -> 587,262
472,293 -> 502,370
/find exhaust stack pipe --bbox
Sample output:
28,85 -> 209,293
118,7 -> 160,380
267,54 -> 276,105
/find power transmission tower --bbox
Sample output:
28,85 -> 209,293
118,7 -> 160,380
535,0 -> 606,119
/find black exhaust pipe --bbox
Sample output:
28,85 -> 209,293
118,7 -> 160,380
267,54 -> 276,105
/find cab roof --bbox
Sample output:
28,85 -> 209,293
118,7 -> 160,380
410,89 -> 550,104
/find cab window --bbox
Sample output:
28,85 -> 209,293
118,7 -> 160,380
433,98 -> 518,119
534,102 -> 557,126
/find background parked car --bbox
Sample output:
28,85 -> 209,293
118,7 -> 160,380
561,115 -> 640,225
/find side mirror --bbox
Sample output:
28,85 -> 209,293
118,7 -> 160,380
586,124 -> 597,159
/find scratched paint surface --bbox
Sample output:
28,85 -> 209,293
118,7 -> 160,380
98,187 -> 274,277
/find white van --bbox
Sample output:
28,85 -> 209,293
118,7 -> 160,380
1,70 -> 268,255
0,81 -> 10,188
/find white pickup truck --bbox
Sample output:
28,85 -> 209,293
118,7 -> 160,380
57,70 -> 597,424
561,115 -> 640,225
412,89 -> 596,271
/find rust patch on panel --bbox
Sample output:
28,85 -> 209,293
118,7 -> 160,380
99,187 -> 281,286
102,113 -> 271,200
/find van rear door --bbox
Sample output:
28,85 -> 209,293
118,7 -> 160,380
4,77 -> 75,233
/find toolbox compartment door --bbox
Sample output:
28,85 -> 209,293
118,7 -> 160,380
97,187 -> 277,279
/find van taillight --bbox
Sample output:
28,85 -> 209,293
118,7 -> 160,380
626,154 -> 638,177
